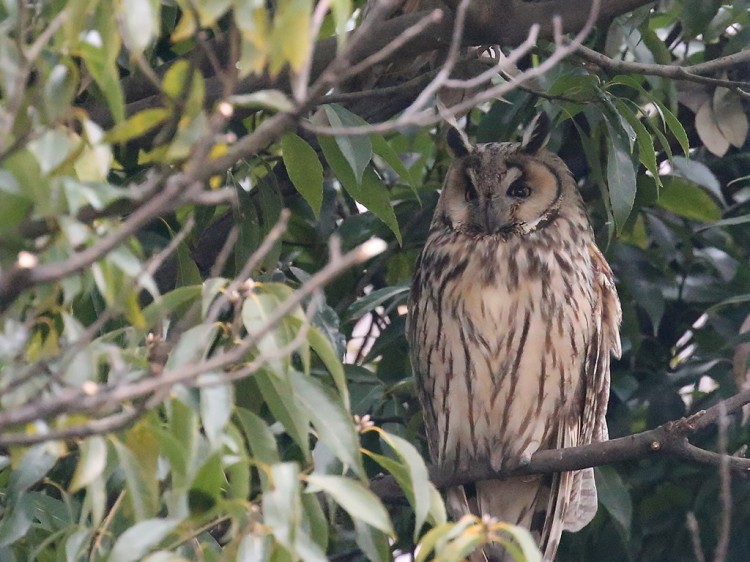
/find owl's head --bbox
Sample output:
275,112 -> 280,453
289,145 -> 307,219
434,115 -> 574,238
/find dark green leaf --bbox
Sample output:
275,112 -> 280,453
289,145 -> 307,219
603,116 -> 637,232
324,104 -> 372,185
595,466 -> 632,536
281,133 -> 324,217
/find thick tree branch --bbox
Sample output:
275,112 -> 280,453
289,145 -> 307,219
86,0 -> 657,128
371,389 -> 750,503
442,0 -> 656,44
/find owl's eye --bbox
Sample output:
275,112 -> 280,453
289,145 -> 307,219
507,182 -> 531,199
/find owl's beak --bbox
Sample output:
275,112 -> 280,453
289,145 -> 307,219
480,200 -> 509,234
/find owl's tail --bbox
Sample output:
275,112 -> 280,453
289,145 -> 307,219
447,467 -> 596,562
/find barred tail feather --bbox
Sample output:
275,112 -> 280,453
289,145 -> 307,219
448,477 -> 553,562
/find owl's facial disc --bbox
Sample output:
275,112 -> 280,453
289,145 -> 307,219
439,148 -> 563,237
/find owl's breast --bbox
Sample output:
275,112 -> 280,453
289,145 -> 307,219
409,225 -> 598,471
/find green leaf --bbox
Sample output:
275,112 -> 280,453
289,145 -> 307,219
142,286 -> 202,328
242,283 -> 309,373
0,494 -> 34,547
255,369 -> 311,460
119,0 -> 158,55
652,98 -> 690,156
658,177 -> 721,222
305,324 -> 349,410
165,324 -> 218,370
199,373 -> 234,446
371,134 -> 418,195
111,436 -> 158,520
79,34 -> 124,122
264,463 -> 302,549
281,133 -> 323,217
235,408 -> 281,465
603,117 -> 637,232
324,104 -> 373,185
696,213 -> 750,231
106,108 -> 170,143
307,474 -> 394,536
108,518 -> 180,562
288,370 -> 364,478
268,0 -> 312,73
353,518 -> 392,562
345,285 -> 410,322
69,436 -> 108,493
595,466 -> 632,536
188,452 -> 225,513
7,442 -> 64,505
615,100 -> 661,187
379,431 -> 442,536
318,131 -> 401,244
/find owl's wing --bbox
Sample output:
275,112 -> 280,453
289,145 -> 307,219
560,243 -> 622,533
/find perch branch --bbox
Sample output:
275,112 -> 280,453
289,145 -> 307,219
371,389 -> 750,502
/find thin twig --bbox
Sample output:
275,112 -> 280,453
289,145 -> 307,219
574,43 -> 750,99
713,402 -> 731,562
686,512 -> 706,562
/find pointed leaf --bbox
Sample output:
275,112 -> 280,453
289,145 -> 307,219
108,519 -> 180,562
324,104 -> 372,185
307,474 -> 394,536
281,133 -> 323,217
288,370 -> 364,478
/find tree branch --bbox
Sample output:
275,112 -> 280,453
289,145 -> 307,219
371,389 -> 750,503
574,43 -> 750,99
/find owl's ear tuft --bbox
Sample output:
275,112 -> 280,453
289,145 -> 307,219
521,113 -> 551,154
446,126 -> 472,157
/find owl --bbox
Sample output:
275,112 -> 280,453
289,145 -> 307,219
407,116 -> 622,562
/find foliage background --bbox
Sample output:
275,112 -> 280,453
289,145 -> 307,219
0,0 -> 750,561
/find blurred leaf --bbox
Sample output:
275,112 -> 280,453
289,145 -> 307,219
0,494 -> 33,547
7,442 -> 64,505
281,133 -> 323,217
199,373 -> 234,446
354,518 -> 392,562
713,87 -> 748,148
307,474 -> 394,536
671,156 -> 723,201
120,0 -> 158,55
264,463 -> 302,549
269,0 -> 311,73
236,408 -> 281,465
288,370 -> 364,478
304,323 -> 349,409
188,452 -> 224,513
79,8 -> 124,123
595,466 -> 632,536
255,369 -> 312,459
69,436 -> 107,493
228,91 -> 294,112
695,98 -> 729,157
658,176 -> 721,222
345,285 -> 410,322
106,108 -> 170,143
112,432 -> 159,520
108,518 -> 180,562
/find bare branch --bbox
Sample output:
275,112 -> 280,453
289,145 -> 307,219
574,43 -> 750,99
0,236 -> 384,446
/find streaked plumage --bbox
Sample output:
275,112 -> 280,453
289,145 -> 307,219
407,119 -> 622,561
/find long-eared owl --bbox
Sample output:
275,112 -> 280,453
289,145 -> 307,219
407,116 -> 622,561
